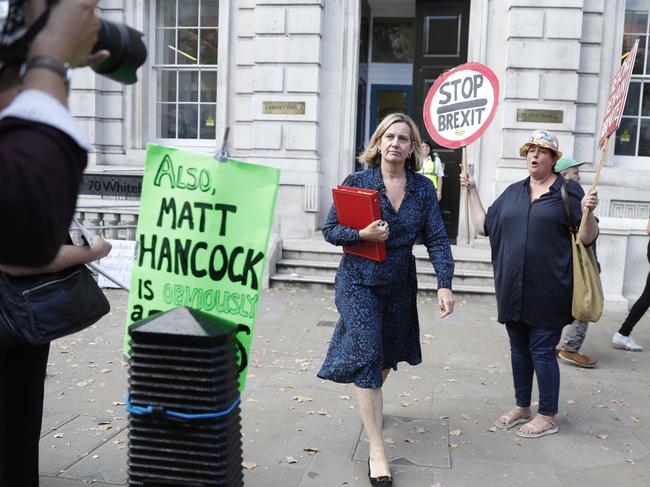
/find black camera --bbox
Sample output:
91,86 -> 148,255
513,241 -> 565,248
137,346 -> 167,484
90,18 -> 147,84
0,0 -> 147,85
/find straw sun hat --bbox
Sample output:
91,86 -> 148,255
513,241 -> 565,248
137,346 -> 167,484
518,129 -> 562,159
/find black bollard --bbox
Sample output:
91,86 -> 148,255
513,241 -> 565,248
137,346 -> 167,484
126,306 -> 243,487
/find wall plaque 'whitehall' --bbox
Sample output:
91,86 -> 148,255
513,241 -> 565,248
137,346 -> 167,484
516,108 -> 564,124
262,101 -> 306,115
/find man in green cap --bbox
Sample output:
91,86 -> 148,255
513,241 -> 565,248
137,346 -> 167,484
554,156 -> 598,368
555,156 -> 584,183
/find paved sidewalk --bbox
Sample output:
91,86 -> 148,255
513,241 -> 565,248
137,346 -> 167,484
39,288 -> 650,486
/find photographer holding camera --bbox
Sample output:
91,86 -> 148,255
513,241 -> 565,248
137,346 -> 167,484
0,0 -> 107,267
0,1 -> 145,485
0,3 -> 106,484
0,0 -> 145,267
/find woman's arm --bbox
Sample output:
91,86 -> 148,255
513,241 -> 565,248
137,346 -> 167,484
459,172 -> 487,236
580,189 -> 599,246
323,174 -> 389,246
322,202 -> 364,246
0,236 -> 111,276
421,188 -> 455,317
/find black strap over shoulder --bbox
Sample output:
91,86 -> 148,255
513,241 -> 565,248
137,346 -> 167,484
560,180 -> 578,234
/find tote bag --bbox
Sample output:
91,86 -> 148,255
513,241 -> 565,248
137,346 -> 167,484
560,182 -> 603,322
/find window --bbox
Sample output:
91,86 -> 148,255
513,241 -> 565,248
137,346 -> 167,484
371,18 -> 415,63
153,0 -> 219,141
423,15 -> 461,57
617,2 -> 650,158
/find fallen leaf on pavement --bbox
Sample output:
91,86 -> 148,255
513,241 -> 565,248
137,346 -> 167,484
416,427 -> 427,434
486,426 -> 497,433
449,429 -> 461,437
404,438 -> 416,444
303,448 -> 318,455
286,456 -> 297,464
339,395 -> 351,400
629,416 -> 640,423
242,461 -> 257,470
384,438 -> 396,444
566,399 -> 576,405
596,433 -> 609,440
293,395 -> 313,403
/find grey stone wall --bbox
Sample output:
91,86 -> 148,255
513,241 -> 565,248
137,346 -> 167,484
230,0 -> 324,238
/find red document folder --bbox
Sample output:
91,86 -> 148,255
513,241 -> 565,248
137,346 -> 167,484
332,185 -> 386,262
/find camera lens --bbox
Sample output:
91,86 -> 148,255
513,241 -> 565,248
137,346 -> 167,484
91,19 -> 147,85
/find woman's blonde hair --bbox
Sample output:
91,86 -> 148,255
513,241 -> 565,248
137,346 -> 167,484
358,113 -> 424,171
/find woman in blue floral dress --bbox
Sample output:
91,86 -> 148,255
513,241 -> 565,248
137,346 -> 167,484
318,113 -> 455,486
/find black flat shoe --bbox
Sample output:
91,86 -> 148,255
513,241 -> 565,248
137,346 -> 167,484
367,459 -> 393,487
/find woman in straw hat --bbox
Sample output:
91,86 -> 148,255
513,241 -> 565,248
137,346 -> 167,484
460,129 -> 599,438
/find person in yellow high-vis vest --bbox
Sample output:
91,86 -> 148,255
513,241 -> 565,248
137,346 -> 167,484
419,141 -> 444,201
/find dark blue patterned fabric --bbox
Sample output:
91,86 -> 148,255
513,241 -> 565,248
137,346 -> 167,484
318,165 -> 454,388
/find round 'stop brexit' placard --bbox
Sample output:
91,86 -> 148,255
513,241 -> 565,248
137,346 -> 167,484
423,62 -> 499,149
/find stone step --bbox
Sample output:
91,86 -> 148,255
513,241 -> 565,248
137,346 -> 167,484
282,237 -> 493,266
274,259 -> 495,288
271,237 -> 496,297
269,273 -> 496,298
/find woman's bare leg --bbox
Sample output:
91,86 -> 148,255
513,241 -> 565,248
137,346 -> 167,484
356,386 -> 390,478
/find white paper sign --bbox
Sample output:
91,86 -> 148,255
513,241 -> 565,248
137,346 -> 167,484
98,240 -> 136,289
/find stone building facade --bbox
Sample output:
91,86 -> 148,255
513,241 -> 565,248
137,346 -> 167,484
61,0 -> 649,305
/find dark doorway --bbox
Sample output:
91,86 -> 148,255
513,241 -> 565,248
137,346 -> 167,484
369,84 -> 413,136
355,0 -> 371,171
413,0 -> 470,244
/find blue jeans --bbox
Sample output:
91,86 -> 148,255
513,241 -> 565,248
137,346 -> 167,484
506,322 -> 563,416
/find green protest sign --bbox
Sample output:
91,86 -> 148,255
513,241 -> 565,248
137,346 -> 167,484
124,144 -> 280,390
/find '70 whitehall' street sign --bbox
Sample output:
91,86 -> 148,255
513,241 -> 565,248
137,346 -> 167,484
80,174 -> 143,197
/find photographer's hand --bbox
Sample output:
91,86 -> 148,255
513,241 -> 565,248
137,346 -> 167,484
22,0 -> 103,106
29,0 -> 101,66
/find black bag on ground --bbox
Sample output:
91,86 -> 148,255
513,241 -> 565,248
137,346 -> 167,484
0,264 -> 110,347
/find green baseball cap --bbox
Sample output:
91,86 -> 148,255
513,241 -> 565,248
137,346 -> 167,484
554,156 -> 584,173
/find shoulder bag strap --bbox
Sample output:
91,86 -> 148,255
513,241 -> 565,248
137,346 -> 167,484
560,180 -> 577,234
